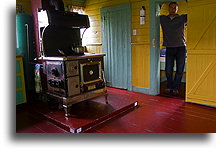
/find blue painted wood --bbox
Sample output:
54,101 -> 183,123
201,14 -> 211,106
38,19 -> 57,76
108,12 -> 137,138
131,43 -> 151,45
132,86 -> 151,95
16,13 -> 35,91
101,3 -> 132,90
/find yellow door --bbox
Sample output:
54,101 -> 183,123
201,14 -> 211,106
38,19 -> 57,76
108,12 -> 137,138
186,0 -> 216,106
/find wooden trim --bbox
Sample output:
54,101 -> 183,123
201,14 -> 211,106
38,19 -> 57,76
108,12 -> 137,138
186,96 -> 216,107
132,86 -> 150,94
187,50 -> 216,55
86,43 -> 102,46
16,73 -> 22,76
16,88 -> 23,91
16,55 -> 23,57
131,42 -> 151,45
77,101 -> 138,133
187,94 -> 216,102
39,53 -> 106,61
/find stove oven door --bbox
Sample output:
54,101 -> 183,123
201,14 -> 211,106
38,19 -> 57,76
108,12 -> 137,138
46,61 -> 66,96
80,61 -> 104,92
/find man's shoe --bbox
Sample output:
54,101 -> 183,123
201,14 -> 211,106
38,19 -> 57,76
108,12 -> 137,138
172,90 -> 179,96
164,88 -> 172,94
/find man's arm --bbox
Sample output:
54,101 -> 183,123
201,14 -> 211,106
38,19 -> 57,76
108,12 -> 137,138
182,14 -> 187,25
159,4 -> 163,9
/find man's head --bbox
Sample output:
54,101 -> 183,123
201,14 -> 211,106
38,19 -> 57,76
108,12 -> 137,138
168,2 -> 178,15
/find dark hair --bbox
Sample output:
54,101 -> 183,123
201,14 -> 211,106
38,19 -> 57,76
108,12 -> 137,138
169,2 -> 178,7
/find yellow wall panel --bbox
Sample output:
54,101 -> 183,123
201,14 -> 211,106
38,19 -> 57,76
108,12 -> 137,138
186,55 -> 215,94
85,9 -> 100,15
64,0 -> 85,7
187,0 -> 215,7
131,28 -> 148,36
86,45 -> 102,53
132,35 -> 149,43
132,16 -> 149,23
187,4 -> 215,50
193,19 -> 215,50
131,1 -> 150,88
132,44 -> 150,88
16,0 -> 31,14
186,0 -> 216,106
132,23 -> 149,29
132,0 -> 148,8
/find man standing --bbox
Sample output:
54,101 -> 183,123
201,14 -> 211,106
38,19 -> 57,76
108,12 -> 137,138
160,2 -> 187,96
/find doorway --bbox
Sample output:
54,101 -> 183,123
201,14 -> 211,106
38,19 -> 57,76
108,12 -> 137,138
149,0 -> 187,98
101,3 -> 132,90
159,1 -> 187,99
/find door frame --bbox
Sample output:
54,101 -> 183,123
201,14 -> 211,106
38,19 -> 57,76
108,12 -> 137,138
100,3 -> 132,91
149,0 -> 183,95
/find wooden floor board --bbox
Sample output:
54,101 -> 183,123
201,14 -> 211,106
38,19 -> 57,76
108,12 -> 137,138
16,87 -> 216,133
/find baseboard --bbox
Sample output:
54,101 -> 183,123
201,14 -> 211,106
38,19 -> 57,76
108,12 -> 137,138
132,86 -> 151,95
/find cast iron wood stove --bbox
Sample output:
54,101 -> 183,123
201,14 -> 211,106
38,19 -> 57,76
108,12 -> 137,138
42,54 -> 107,117
38,1 -> 108,116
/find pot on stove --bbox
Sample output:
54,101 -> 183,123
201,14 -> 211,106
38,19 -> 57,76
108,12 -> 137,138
73,46 -> 84,55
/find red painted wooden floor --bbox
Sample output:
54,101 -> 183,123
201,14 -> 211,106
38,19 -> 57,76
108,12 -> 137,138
16,87 -> 216,133
16,106 -> 68,133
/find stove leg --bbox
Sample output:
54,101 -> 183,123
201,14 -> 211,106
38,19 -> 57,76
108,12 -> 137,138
105,93 -> 108,104
63,105 -> 71,117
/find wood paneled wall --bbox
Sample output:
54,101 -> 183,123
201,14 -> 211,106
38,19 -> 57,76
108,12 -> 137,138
84,0 -> 150,88
186,0 -> 216,106
131,0 -> 150,88
16,0 -> 84,15
17,0 -> 32,14
64,0 -> 85,7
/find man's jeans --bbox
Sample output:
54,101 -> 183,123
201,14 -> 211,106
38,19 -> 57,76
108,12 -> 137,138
165,46 -> 186,90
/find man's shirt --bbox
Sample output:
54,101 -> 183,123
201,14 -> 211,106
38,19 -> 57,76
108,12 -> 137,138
160,14 -> 187,47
